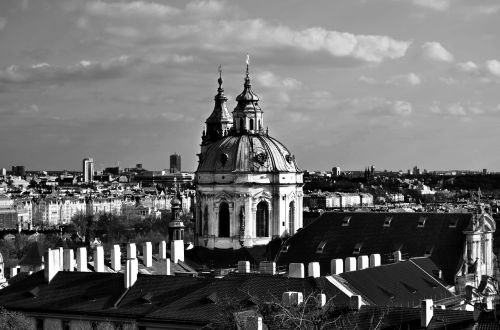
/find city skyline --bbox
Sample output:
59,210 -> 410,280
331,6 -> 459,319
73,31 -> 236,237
1,0 -> 500,171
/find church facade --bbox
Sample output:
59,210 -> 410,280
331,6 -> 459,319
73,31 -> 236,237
195,63 -> 303,249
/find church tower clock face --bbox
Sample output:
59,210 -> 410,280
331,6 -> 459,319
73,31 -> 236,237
195,59 -> 304,250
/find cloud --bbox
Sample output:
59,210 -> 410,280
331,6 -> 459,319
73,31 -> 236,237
429,101 -> 490,116
391,101 -> 413,116
454,59 -> 500,83
85,1 -> 181,18
0,17 -> 6,30
421,42 -> 454,62
0,54 -> 192,86
359,72 -> 421,86
254,71 -> 302,89
411,0 -> 451,11
485,60 -> 500,77
456,61 -> 479,74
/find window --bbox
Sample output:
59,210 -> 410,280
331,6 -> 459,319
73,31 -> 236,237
218,202 -> 230,237
249,118 -> 254,130
240,118 -> 244,130
288,201 -> 295,235
36,319 -> 44,330
353,242 -> 363,255
316,241 -> 327,254
418,217 -> 427,228
449,220 -> 457,228
256,201 -> 269,237
383,217 -> 392,227
342,216 -> 351,227
62,320 -> 70,330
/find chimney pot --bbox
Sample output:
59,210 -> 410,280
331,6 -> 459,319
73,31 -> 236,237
127,243 -> 136,260
331,259 -> 343,274
159,241 -> 167,260
63,249 -> 75,271
369,254 -> 381,268
124,258 -> 138,289
345,257 -> 356,272
258,261 -> 276,275
357,255 -> 369,270
93,246 -> 105,272
165,258 -> 171,276
142,242 -> 152,267
288,263 -> 304,278
171,240 -> 184,263
111,244 -> 121,271
421,299 -> 433,328
238,261 -> 251,274
76,247 -> 88,272
308,262 -> 320,278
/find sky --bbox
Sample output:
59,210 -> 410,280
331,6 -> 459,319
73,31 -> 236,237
1,0 -> 500,172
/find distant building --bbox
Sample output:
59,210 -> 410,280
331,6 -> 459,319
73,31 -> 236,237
82,158 -> 94,183
0,168 -> 6,177
169,154 -> 181,173
11,165 -> 25,177
332,166 -> 341,177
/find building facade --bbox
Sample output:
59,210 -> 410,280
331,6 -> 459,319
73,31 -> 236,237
169,153 -> 181,173
82,158 -> 94,183
195,63 -> 303,249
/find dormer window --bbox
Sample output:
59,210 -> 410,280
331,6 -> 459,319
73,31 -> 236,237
383,217 -> 392,227
418,217 -> 427,228
316,241 -> 327,254
342,216 -> 351,227
353,242 -> 363,255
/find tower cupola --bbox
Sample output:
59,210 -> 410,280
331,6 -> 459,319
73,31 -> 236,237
232,56 -> 264,134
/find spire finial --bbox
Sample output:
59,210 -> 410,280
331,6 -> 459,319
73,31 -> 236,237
246,54 -> 250,76
217,64 -> 223,91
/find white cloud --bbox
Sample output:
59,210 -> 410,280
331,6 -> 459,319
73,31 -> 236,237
359,72 -> 421,86
429,101 -> 488,116
85,1 -> 180,18
446,103 -> 466,116
457,61 -> 479,74
411,0 -> 451,11
391,101 -> 412,116
0,17 -> 7,30
485,60 -> 500,77
421,42 -> 454,62
254,71 -> 302,89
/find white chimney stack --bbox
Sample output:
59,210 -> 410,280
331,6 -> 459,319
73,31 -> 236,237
111,244 -> 121,272
9,266 -> 19,278
93,246 -> 105,272
44,249 -> 60,283
165,258 -> 171,276
76,247 -> 88,272
369,254 -> 381,268
159,241 -> 167,260
350,295 -> 363,310
331,259 -> 343,275
357,255 -> 369,270
58,247 -> 64,270
317,293 -> 327,307
345,257 -> 356,272
308,262 -> 320,278
127,243 -> 136,260
288,263 -> 304,278
259,261 -> 276,275
171,240 -> 184,263
282,291 -> 303,307
393,250 -> 402,262
238,261 -> 251,274
63,249 -> 75,271
142,242 -> 152,267
124,258 -> 138,289
420,299 -> 433,328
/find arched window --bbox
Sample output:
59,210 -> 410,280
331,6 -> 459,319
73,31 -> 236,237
219,202 -> 230,237
256,201 -> 269,237
240,118 -> 244,131
249,118 -> 254,130
288,201 -> 295,235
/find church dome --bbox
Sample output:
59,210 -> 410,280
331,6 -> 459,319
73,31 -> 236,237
197,134 -> 299,173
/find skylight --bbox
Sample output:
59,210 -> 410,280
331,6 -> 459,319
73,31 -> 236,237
316,241 -> 327,254
353,242 -> 363,255
449,220 -> 457,228
342,216 -> 351,227
418,217 -> 427,228
383,217 -> 392,227
280,244 -> 289,253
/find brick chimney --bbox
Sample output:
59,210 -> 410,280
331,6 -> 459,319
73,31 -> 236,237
357,255 -> 369,270
124,258 -> 138,289
288,263 -> 304,278
93,246 -> 105,272
369,254 -> 381,268
44,249 -> 61,283
238,261 -> 251,274
142,242 -> 152,267
345,257 -> 356,272
63,249 -> 74,271
171,239 -> 184,263
259,261 -> 276,275
127,243 -> 136,260
159,241 -> 167,260
331,258 -> 343,274
308,262 -> 320,278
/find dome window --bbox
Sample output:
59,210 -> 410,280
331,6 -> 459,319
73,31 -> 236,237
256,201 -> 269,237
220,153 -> 229,166
219,202 -> 230,237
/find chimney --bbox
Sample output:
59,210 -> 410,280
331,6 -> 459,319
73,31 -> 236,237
259,261 -> 276,275
171,240 -> 184,263
93,246 -> 105,272
350,295 -> 363,310
369,254 -> 381,268
420,299 -> 433,328
282,291 -> 303,307
288,263 -> 304,278
238,261 -> 251,274
165,258 -> 171,276
76,247 -> 88,272
393,250 -> 402,263
331,259 -> 343,274
111,244 -> 121,271
9,266 -> 19,279
244,316 -> 263,330
63,249 -> 75,271
44,249 -> 60,283
124,258 -> 138,289
58,247 -> 64,271
142,242 -> 152,267
127,243 -> 136,259
357,255 -> 369,270
316,293 -> 326,307
308,262 -> 320,278
345,257 -> 356,272
158,241 -> 167,260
